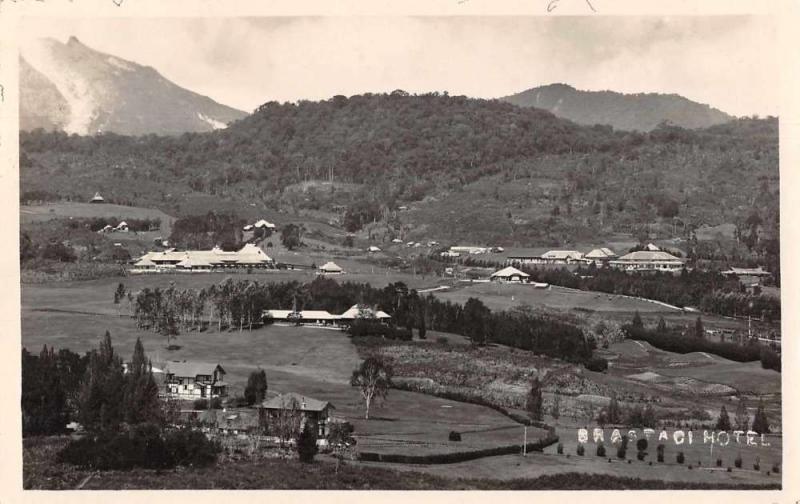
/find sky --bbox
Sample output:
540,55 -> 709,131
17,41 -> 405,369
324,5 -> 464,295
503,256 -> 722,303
19,16 -> 779,117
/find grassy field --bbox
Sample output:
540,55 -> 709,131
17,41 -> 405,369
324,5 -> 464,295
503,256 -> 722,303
20,202 -> 176,235
23,436 -> 779,490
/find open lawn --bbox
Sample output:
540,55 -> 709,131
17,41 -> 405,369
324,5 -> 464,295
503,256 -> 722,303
22,278 -> 543,459
20,202 -> 176,236
434,282 -> 680,313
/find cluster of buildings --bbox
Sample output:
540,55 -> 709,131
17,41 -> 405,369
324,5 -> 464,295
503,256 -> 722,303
131,243 -> 275,272
263,304 -> 391,327
506,244 -> 686,273
163,361 -> 335,442
97,221 -> 129,233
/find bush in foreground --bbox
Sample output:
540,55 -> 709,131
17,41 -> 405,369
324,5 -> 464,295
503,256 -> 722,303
296,423 -> 318,463
57,425 -> 220,470
676,451 -> 685,464
596,443 -> 606,457
449,431 -> 462,442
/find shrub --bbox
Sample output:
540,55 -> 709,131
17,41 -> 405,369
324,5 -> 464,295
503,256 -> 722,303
210,397 -> 223,409
716,458 -> 723,467
436,336 -> 449,345
656,443 -> 665,463
193,399 -> 209,410
772,463 -> 780,474
753,457 -> 760,471
58,424 -> 219,470
596,443 -> 606,457
676,451 -> 685,464
296,423 -> 318,463
735,454 -> 743,468
585,357 -> 609,373
727,467 -> 732,472
577,444 -> 585,456
688,465 -> 693,470
636,438 -> 648,451
616,446 -> 627,460
636,450 -> 646,461
556,442 -> 563,454
760,347 -> 780,372
449,431 -> 462,442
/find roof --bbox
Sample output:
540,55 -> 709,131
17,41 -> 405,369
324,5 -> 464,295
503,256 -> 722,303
542,250 -> 583,260
646,243 -> 660,251
491,266 -> 530,278
615,251 -> 684,262
243,224 -> 254,231
142,244 -> 273,267
368,246 -> 381,252
90,192 -> 104,201
253,219 -> 276,228
339,304 -> 391,320
133,257 -> 156,267
264,309 -> 338,320
319,261 -> 343,272
166,361 -> 225,378
261,392 -> 333,412
724,267 -> 771,276
585,248 -> 617,259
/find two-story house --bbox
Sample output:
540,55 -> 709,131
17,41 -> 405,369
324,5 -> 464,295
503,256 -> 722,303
164,361 -> 228,399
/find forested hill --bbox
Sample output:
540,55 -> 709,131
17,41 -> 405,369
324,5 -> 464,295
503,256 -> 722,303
501,84 -> 735,132
20,91 -> 778,247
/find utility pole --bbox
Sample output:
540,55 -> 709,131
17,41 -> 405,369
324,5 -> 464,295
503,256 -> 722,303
523,426 -> 528,456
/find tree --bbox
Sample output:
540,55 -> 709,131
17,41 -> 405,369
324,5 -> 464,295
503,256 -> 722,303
695,316 -> 704,338
526,377 -> 544,422
244,369 -> 268,406
656,316 -> 667,332
327,421 -> 356,472
296,422 -> 318,463
21,346 -> 68,435
632,311 -> 643,329
734,398 -> 749,431
123,338 -> 162,426
549,393 -> 561,421
715,405 -> 732,431
350,357 -> 393,420
78,331 -> 126,433
463,297 -> 490,345
606,393 -> 621,425
751,398 -> 770,434
281,223 -> 302,250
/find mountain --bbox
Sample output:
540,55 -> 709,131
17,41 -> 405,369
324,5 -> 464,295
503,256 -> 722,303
500,83 -> 735,132
21,92 -> 778,250
19,37 -> 248,136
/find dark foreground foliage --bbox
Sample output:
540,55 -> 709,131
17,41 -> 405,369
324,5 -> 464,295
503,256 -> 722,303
57,425 -> 220,470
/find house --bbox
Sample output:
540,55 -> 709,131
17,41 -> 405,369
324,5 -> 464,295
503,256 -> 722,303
540,250 -> 584,264
115,221 -> 129,232
646,243 -> 661,251
132,243 -> 275,273
98,224 -> 114,234
584,248 -> 617,264
89,192 -> 105,204
722,266 -> 772,286
253,219 -> 276,230
391,238 -> 403,243
368,246 -> 381,253
264,309 -> 339,326
338,304 -> 392,322
259,392 -> 335,441
243,224 -> 254,231
610,251 -> 685,272
318,261 -> 344,275
449,246 -> 489,255
164,362 -> 228,399
440,250 -> 461,258
490,266 -> 530,283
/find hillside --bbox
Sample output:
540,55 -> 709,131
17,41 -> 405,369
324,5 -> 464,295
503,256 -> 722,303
501,84 -> 735,132
20,37 -> 248,135
20,92 -> 778,252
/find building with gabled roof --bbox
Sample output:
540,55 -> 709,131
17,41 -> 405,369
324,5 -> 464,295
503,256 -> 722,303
164,361 -> 228,399
318,261 -> 344,275
260,392 -> 335,440
584,248 -> 617,263
490,266 -> 530,283
610,250 -> 684,272
89,192 -> 105,203
132,243 -> 274,273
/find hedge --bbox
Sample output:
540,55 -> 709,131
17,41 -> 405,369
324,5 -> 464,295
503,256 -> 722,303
625,326 -> 764,363
358,435 -> 558,465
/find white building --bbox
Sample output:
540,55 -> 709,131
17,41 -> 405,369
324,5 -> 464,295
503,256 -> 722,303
610,251 -> 685,272
318,261 -> 344,275
131,243 -> 274,273
490,266 -> 530,283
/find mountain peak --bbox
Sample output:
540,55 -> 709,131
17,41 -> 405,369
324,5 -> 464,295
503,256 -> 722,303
20,37 -> 248,136
501,84 -> 734,132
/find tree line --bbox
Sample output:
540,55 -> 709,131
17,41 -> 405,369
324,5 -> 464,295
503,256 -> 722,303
123,276 -> 593,365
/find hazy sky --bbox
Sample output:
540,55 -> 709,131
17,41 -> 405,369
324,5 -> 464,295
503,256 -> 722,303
20,16 -> 778,117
